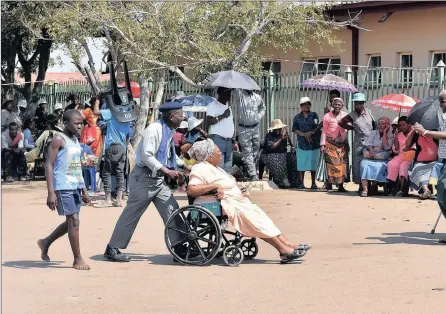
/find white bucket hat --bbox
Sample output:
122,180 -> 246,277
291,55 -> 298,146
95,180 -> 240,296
178,121 -> 188,129
188,116 -> 203,131
392,117 -> 399,125
38,98 -> 48,105
18,100 -> 27,108
54,103 -> 63,110
300,96 -> 311,105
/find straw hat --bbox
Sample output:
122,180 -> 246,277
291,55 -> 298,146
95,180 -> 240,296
187,116 -> 203,131
268,119 -> 287,131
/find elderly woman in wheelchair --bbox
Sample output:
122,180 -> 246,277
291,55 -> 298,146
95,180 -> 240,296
164,139 -> 310,266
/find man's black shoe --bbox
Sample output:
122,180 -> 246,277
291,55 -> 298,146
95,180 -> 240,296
104,245 -> 131,262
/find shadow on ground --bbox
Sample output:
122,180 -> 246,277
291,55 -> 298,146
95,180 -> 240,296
89,253 -> 296,266
354,231 -> 446,246
2,260 -> 72,269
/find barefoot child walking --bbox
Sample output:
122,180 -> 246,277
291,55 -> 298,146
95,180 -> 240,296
38,109 -> 91,270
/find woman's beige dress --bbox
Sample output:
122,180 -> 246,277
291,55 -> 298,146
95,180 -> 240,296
189,161 -> 281,238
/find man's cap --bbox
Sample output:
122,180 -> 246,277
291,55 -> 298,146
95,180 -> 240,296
38,98 -> 48,105
299,96 -> 311,105
352,93 -> 366,102
18,100 -> 27,108
159,101 -> 184,112
54,103 -> 63,110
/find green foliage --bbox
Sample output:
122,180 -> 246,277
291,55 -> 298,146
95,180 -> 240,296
45,1 -> 345,84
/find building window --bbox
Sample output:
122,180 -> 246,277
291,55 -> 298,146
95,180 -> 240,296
364,55 -> 382,85
300,57 -> 341,82
430,51 -> 446,82
399,53 -> 413,84
262,61 -> 281,74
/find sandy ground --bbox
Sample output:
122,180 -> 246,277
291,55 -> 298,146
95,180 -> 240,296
2,180 -> 446,314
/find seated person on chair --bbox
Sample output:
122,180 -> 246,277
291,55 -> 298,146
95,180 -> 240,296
1,122 -> 26,182
186,139 -> 310,263
359,116 -> 394,197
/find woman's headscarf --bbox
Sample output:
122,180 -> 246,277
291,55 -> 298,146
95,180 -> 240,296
188,138 -> 215,162
378,116 -> 390,126
332,97 -> 344,106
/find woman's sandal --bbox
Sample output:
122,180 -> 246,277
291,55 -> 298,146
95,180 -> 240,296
311,184 -> 318,190
298,244 -> 312,251
280,248 -> 307,264
360,190 -> 368,197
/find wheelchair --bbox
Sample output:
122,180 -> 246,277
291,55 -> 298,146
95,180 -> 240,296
164,188 -> 259,267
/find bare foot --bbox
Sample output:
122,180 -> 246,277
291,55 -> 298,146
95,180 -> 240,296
73,258 -> 90,270
37,239 -> 50,262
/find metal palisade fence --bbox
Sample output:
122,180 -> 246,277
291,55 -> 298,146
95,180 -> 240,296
4,62 -> 445,143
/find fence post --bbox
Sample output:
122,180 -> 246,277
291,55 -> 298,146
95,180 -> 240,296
438,60 -> 445,91
268,70 -> 275,121
344,66 -> 354,179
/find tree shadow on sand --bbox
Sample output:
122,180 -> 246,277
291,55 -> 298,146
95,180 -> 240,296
353,231 -> 446,246
2,260 -> 71,269
89,252 -> 296,266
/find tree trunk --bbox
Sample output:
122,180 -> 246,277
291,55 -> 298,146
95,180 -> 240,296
149,75 -> 166,124
132,74 -> 150,149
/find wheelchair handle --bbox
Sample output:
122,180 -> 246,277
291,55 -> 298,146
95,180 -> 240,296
205,189 -> 218,196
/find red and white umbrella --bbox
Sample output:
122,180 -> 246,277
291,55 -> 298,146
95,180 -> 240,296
119,81 -> 141,98
371,94 -> 419,114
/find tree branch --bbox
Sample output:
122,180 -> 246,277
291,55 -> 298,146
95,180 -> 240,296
216,24 -> 248,40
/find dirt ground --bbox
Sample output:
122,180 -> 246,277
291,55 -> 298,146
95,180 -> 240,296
2,180 -> 446,314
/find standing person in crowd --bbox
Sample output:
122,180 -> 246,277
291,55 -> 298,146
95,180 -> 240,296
292,97 -> 321,189
34,99 -> 50,134
387,116 -> 415,196
37,109 -> 91,270
103,102 -> 191,262
206,87 -> 235,174
391,117 -> 399,135
234,89 -> 266,180
65,93 -> 84,112
413,90 -> 446,241
173,121 -> 188,157
261,119 -> 299,189
93,93 -> 131,208
338,93 -> 375,193
1,122 -> 26,182
320,98 -> 350,192
81,97 -> 103,157
22,118 -> 36,151
1,99 -> 22,131
18,100 -> 27,121
53,103 -> 65,131
324,89 -> 341,114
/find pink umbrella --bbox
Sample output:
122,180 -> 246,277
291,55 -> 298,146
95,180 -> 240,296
370,94 -> 419,114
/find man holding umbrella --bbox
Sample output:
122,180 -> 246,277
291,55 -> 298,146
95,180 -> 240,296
233,89 -> 266,180
413,90 -> 446,237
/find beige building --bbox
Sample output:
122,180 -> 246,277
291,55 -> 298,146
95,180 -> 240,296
261,1 -> 446,79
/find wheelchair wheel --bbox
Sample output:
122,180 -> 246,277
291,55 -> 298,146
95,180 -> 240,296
240,239 -> 258,259
223,245 -> 244,267
165,205 -> 222,266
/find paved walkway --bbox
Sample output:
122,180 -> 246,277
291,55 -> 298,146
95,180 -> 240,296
2,181 -> 446,313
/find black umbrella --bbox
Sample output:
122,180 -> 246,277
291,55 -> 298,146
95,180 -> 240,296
407,99 -> 441,130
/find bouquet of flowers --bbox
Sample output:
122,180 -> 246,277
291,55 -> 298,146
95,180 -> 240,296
81,153 -> 98,168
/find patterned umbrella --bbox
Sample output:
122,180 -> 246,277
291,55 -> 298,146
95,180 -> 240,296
302,74 -> 357,93
371,94 -> 419,114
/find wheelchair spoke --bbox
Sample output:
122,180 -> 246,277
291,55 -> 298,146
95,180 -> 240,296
167,226 -> 188,235
197,236 -> 217,245
197,225 -> 213,237
195,213 -> 201,231
179,211 -> 192,232
170,238 -> 188,248
185,245 -> 191,260
193,240 -> 207,259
